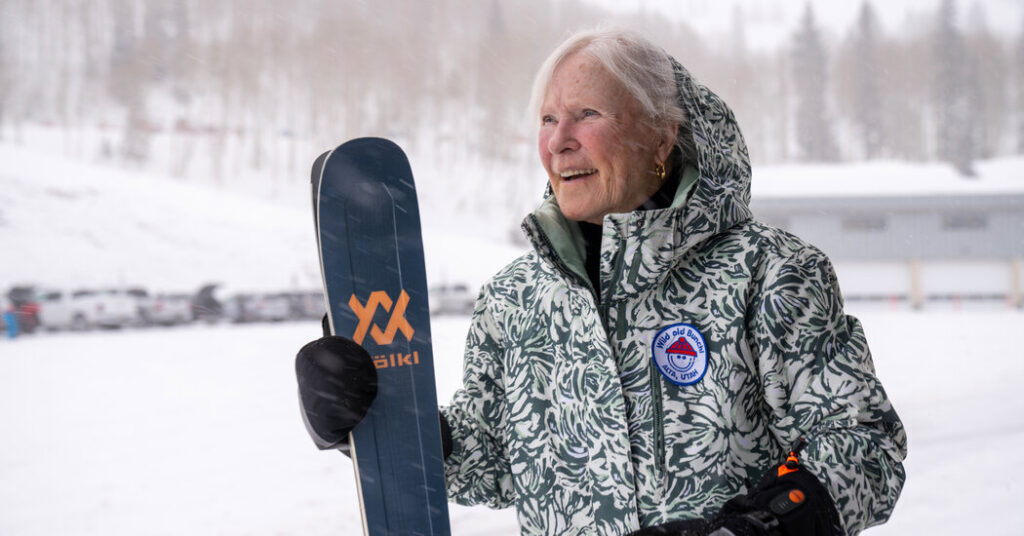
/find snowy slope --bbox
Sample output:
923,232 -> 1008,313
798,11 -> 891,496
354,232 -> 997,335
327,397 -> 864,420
0,143 -> 318,292
0,142 -> 524,294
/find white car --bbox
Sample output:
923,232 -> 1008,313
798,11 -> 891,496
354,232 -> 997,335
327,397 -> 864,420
38,288 -> 141,330
428,283 -> 476,316
140,293 -> 193,326
223,293 -> 291,323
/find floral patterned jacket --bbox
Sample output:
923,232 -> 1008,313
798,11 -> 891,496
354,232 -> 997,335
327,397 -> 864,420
439,60 -> 906,536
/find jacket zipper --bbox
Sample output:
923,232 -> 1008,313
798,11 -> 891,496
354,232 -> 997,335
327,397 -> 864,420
608,229 -> 666,472
649,363 -> 666,474
530,216 -> 667,474
615,250 -> 643,340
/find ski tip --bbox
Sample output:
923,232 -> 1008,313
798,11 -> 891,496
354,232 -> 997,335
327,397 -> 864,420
336,137 -> 408,160
311,150 -> 331,185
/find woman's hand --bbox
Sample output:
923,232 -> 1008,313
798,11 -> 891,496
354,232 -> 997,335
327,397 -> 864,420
295,336 -> 378,451
629,448 -> 842,536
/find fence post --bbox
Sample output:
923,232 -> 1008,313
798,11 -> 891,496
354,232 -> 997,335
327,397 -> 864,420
909,259 -> 923,310
1012,257 -> 1023,309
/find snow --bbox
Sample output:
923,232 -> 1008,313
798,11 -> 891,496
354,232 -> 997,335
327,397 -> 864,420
0,142 -> 317,292
752,157 -> 1024,199
2,132 -> 1024,534
0,319 -> 520,535
0,141 -> 523,294
1,311 -> 1022,535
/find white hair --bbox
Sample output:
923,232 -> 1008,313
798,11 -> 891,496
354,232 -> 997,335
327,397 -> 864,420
528,28 -> 685,144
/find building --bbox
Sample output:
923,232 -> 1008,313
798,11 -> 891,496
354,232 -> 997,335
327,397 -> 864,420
750,160 -> 1024,309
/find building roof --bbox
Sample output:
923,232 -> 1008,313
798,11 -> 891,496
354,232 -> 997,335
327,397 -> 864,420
751,157 -> 1024,199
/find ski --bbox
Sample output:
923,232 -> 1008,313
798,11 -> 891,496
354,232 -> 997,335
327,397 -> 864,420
311,138 -> 451,535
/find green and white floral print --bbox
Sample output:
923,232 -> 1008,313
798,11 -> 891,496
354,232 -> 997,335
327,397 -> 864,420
440,59 -> 906,536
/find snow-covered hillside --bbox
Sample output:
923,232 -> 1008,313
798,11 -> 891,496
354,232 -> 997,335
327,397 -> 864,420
0,141 -> 525,295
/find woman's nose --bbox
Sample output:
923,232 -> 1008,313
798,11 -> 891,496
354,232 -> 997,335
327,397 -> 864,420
547,120 -> 580,154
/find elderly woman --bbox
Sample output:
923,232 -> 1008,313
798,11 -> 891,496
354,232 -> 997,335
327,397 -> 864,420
297,28 -> 906,536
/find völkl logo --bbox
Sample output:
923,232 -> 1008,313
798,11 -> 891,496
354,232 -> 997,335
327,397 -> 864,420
348,290 -> 414,346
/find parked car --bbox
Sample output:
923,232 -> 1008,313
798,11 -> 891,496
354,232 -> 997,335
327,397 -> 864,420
140,293 -> 193,326
124,287 -> 150,318
259,293 -> 292,322
223,292 -> 291,323
38,288 -> 141,330
284,290 -> 325,320
428,283 -> 476,316
1,296 -> 14,336
6,285 -> 41,333
221,294 -> 250,323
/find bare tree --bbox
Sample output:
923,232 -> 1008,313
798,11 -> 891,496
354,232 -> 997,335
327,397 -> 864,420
3,0 -> 1024,191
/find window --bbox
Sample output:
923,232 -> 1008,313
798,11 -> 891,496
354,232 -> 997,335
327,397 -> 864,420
942,213 -> 988,231
841,215 -> 887,232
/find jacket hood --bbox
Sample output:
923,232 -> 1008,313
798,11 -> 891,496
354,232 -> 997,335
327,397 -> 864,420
666,55 -> 752,250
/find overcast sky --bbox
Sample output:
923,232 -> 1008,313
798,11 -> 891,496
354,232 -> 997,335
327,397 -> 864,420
577,0 -> 1024,51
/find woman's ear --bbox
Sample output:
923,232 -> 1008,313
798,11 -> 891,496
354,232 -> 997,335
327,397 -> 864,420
656,122 -> 679,164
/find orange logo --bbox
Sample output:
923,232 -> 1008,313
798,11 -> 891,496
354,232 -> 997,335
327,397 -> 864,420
372,351 -> 420,370
348,290 -> 414,345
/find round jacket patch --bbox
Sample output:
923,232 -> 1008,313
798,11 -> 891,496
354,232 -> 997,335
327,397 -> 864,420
651,323 -> 708,386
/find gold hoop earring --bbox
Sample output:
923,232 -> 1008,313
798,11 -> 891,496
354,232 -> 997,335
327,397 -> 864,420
654,162 -> 666,182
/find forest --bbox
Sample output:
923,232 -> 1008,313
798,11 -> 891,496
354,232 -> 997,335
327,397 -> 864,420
1,0 -> 1021,186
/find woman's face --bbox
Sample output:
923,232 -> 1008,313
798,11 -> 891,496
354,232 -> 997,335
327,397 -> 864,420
538,52 -> 676,224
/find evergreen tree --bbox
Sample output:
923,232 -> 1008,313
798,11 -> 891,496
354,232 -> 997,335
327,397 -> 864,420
1016,14 -> 1024,153
933,0 -> 976,176
965,2 -> 1007,160
0,3 -> 6,140
791,3 -> 839,162
852,1 -> 883,159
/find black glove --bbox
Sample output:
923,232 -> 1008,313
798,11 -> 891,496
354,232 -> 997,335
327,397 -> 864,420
298,316 -> 455,459
715,458 -> 842,536
630,441 -> 842,536
295,335 -> 378,451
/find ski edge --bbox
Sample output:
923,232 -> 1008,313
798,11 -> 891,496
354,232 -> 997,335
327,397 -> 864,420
312,145 -> 372,536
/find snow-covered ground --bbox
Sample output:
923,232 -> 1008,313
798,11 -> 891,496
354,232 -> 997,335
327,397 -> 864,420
1,310 -> 1021,535
0,318 -> 519,535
